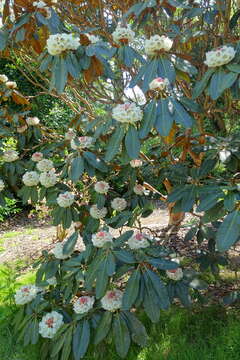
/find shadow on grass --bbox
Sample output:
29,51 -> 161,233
0,304 -> 239,360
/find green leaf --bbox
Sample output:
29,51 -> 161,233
51,56 -> 68,94
146,269 -> 170,310
63,232 -> 78,256
122,311 -> 148,347
216,211 -> 240,252
83,151 -> 108,172
147,257 -> 179,270
122,269 -> 141,309
175,57 -> 197,75
113,313 -> 131,358
94,311 -> 113,345
70,157 -> 84,183
157,56 -> 176,83
192,68 -> 215,99
139,100 -> 157,139
114,230 -> 134,247
172,99 -> 194,128
224,192 -> 236,212
155,99 -> 174,136
60,326 -> 73,360
31,318 -> 39,345
113,250 -> 135,264
226,63 -> 240,73
202,201 -> 225,223
197,192 -> 222,212
105,126 -> 126,162
175,282 -> 191,307
229,9 -> 240,30
0,29 -> 8,50
142,59 -> 158,92
73,320 -> 90,360
125,126 -> 140,159
209,70 -> 238,100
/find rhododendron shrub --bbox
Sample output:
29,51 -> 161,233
0,0 -> 240,358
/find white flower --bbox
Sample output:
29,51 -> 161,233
0,179 -> 5,192
47,33 -> 80,56
127,232 -> 149,249
94,181 -> 110,194
145,35 -> 173,56
26,116 -> 40,126
133,183 -> 144,195
52,242 -> 70,259
149,77 -> 169,90
22,171 -> 40,187
92,231 -> 113,248
112,24 -> 134,43
204,45 -> 236,67
40,170 -> 57,188
31,152 -> 44,162
71,136 -> 93,150
14,285 -> 39,305
219,149 -> 231,163
73,296 -> 95,314
112,103 -> 143,123
47,276 -> 57,285
39,311 -> 64,339
89,205 -> 107,219
57,192 -> 75,207
5,81 -> 17,89
2,150 -> 19,162
166,268 -> 183,281
86,34 -> 100,44
111,197 -> 127,211
0,74 -> 8,82
65,128 -> 76,140
130,159 -> 143,168
17,124 -> 28,133
101,290 -> 123,311
37,159 -> 54,172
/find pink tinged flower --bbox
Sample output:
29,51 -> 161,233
45,317 -> 54,328
135,233 -> 143,240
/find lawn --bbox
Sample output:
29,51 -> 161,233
0,262 -> 239,360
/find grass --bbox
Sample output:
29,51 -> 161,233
0,265 -> 239,360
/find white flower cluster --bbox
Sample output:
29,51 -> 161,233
111,197 -> 127,211
101,290 -> 123,311
145,35 -> 173,56
47,276 -> 57,285
86,34 -> 100,44
6,81 -> 17,89
90,205 -> 107,219
39,311 -> 64,339
0,179 -> 5,191
112,103 -> 143,123
166,268 -> 183,281
65,128 -> 76,141
2,150 -> 19,162
127,232 -> 149,250
71,136 -> 94,150
40,170 -> 57,188
37,159 -> 54,172
31,152 -> 43,162
73,296 -> 95,314
47,33 -> 80,56
57,192 -> 75,207
149,77 -> 169,91
112,24 -> 134,43
17,124 -> 28,133
14,285 -> 39,305
52,242 -> 70,259
22,171 -> 40,187
204,45 -> 236,67
94,181 -> 110,194
92,231 -> 113,248
0,74 -> 8,82
133,183 -> 144,195
130,159 -> 142,168
26,117 -> 40,126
